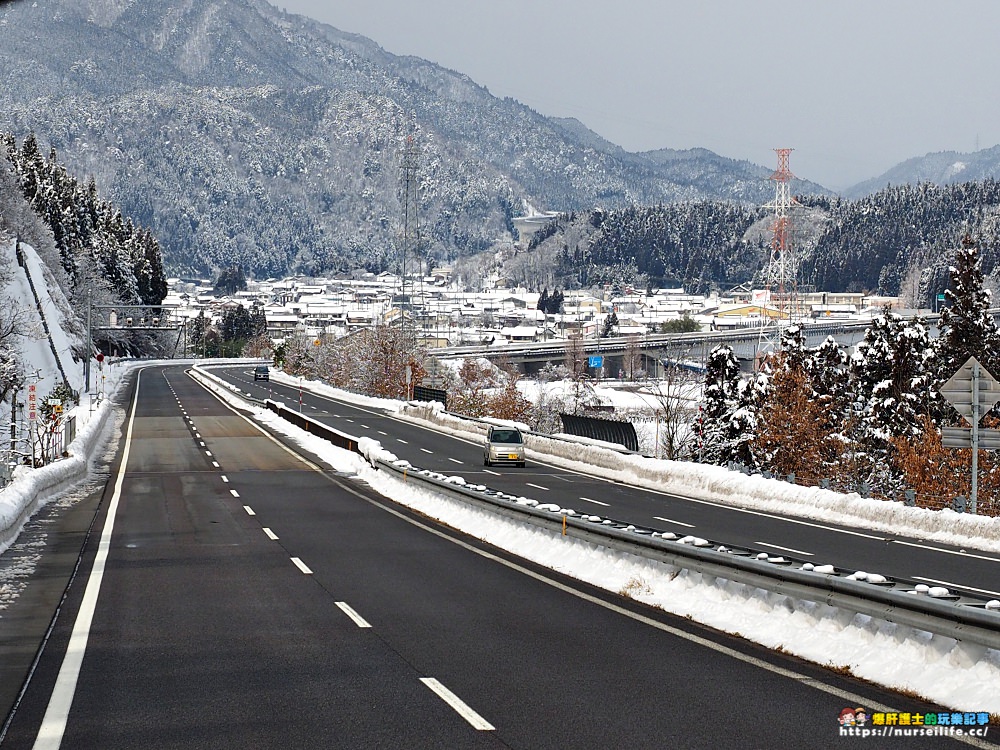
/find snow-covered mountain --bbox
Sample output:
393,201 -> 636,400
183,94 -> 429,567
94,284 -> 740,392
845,145 -> 1000,198
0,0 -> 827,279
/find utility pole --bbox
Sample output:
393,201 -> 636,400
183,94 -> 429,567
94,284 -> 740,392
972,360 -> 980,514
400,134 -> 420,344
85,293 -> 92,392
8,384 -> 17,480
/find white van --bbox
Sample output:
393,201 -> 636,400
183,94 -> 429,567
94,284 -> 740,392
483,426 -> 526,468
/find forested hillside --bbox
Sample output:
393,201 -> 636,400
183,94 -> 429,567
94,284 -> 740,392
2,133 -> 167,309
0,0 -> 823,279
0,130 -> 168,379
532,180 -> 1000,306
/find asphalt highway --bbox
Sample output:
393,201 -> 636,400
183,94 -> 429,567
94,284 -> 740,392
217,365 -> 1000,601
0,365 -> 987,748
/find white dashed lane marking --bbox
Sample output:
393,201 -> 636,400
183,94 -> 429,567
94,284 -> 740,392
420,678 -> 494,731
336,602 -> 372,628
653,515 -> 694,528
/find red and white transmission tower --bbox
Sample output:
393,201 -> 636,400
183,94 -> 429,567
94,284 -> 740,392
762,148 -> 798,320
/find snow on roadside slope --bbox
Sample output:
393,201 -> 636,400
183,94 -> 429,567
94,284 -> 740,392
195,367 -> 1000,714
264,368 -> 1000,554
3,238 -> 85,397
0,360 -> 135,554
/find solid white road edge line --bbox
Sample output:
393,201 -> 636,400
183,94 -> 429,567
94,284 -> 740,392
912,576 -> 1000,599
419,678 -> 494,731
32,368 -> 144,750
335,602 -> 372,628
892,540 -> 1000,563
681,495 -> 888,541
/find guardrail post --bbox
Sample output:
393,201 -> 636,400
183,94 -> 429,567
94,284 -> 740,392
786,472 -> 795,484
953,495 -> 967,513
819,478 -> 830,490
904,489 -> 915,507
761,470 -> 772,480
859,481 -> 870,498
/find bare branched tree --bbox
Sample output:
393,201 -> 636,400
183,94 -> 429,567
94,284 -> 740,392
647,341 -> 700,460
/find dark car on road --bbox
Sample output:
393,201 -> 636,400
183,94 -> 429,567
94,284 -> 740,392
254,365 -> 269,381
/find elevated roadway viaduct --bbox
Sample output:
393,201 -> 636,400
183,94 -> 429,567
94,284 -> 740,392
435,319 -> 874,376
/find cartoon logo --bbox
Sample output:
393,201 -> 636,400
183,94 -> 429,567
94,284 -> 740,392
839,707 -> 869,726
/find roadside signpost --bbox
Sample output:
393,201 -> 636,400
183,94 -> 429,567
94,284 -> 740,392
939,356 -> 1000,514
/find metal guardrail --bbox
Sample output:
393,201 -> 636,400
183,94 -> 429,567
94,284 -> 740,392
264,400 -> 359,453
371,459 -> 1000,651
192,365 -> 1000,649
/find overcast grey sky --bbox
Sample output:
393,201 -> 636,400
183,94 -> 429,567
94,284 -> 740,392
273,1 -> 1000,191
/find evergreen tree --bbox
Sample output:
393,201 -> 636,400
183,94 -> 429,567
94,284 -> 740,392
934,234 -> 1000,381
548,288 -> 564,314
215,266 -> 248,296
852,308 -> 935,441
188,311 -> 212,356
537,288 -> 549,313
601,310 -> 618,338
731,370 -> 768,469
803,335 -> 851,429
697,344 -> 741,463
777,324 -> 807,372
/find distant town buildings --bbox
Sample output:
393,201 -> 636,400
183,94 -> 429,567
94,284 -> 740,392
160,270 -> 909,351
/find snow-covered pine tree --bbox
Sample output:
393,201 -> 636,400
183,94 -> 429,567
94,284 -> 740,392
849,307 -> 936,492
731,370 -> 768,470
777,324 -> 807,372
934,234 -> 1000,382
697,344 -> 741,464
853,309 -> 930,436
803,335 -> 850,426
601,310 -> 618,338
